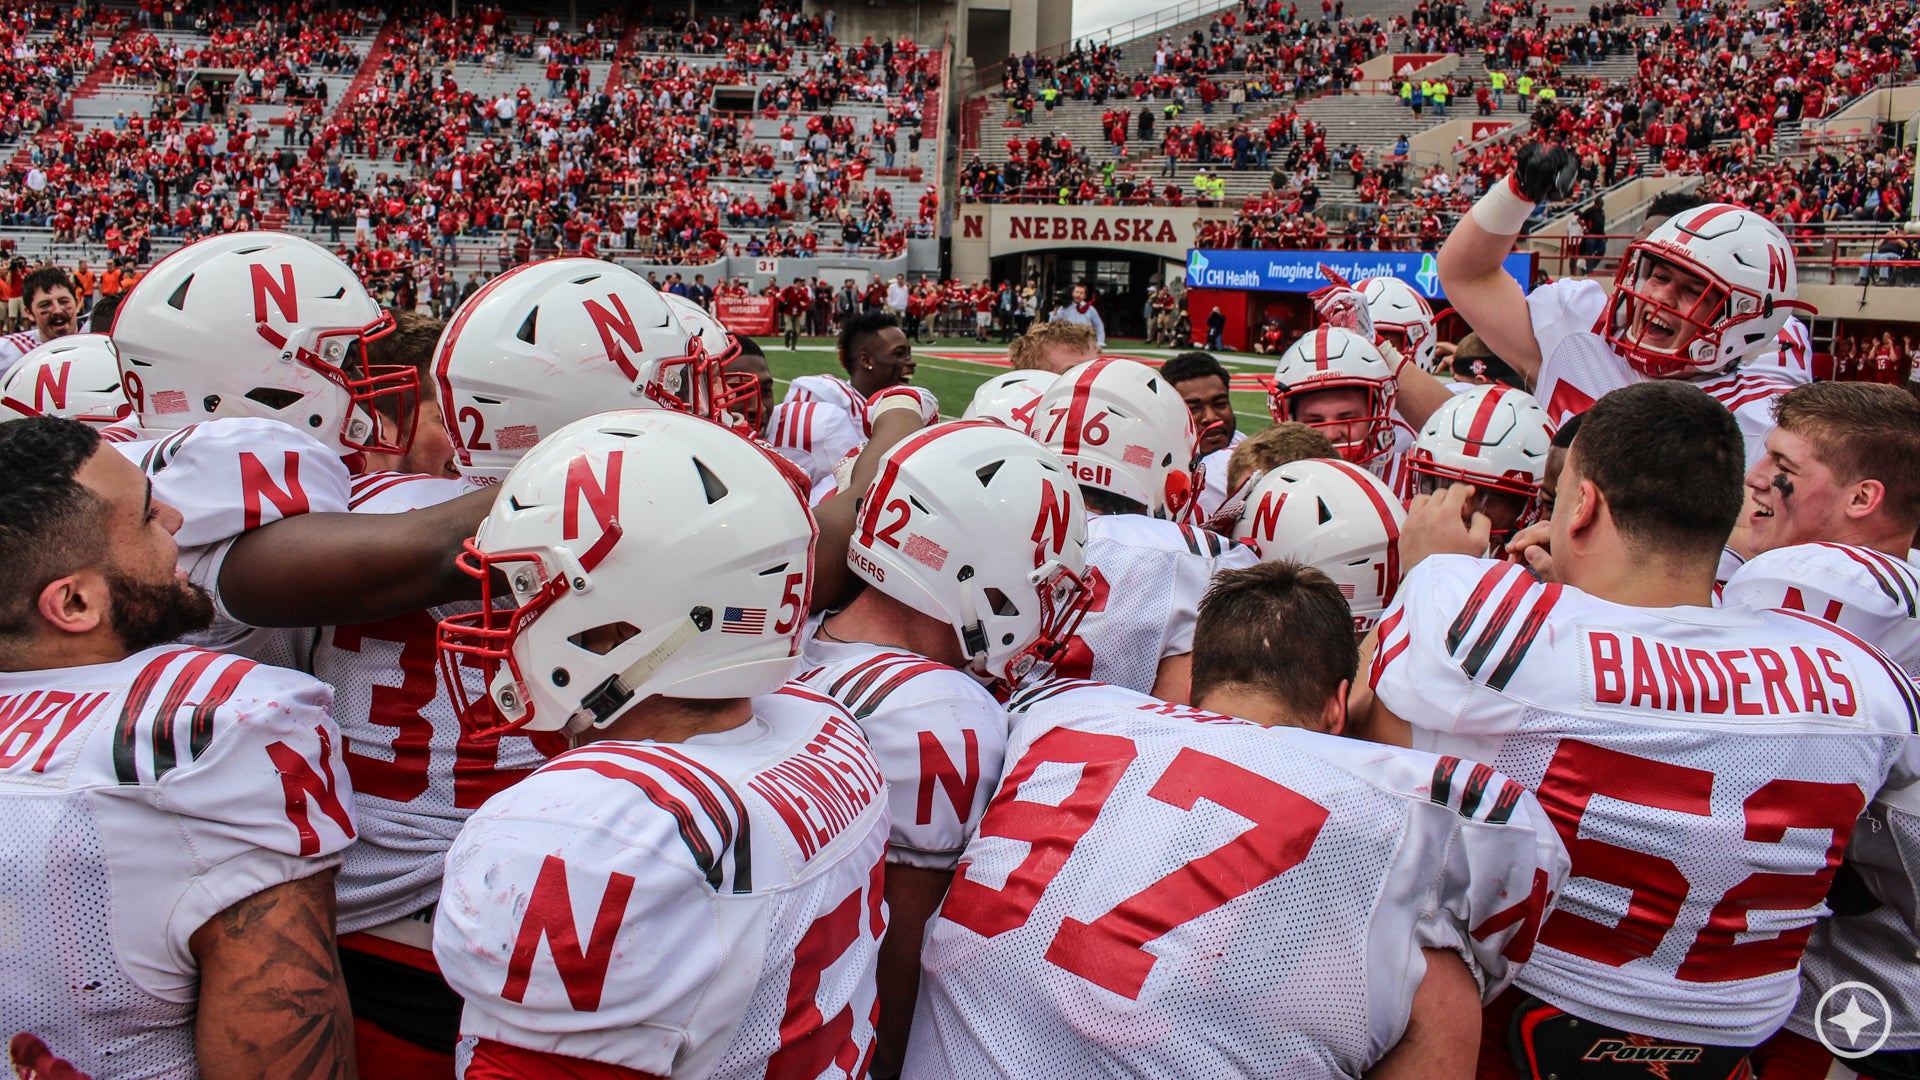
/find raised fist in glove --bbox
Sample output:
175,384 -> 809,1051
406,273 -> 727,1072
1308,265 -> 1375,339
1511,139 -> 1577,204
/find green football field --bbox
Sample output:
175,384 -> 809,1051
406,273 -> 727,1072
752,337 -> 1279,433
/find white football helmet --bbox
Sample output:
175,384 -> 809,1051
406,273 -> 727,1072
961,369 -> 1054,429
1405,384 -> 1552,542
1361,276 -> 1437,373
437,409 -> 816,736
850,421 -> 1095,686
1231,457 -> 1406,633
435,258 -> 734,484
1030,358 -> 1198,520
111,231 -> 409,455
1268,326 -> 1398,466
1602,203 -> 1816,378
0,334 -> 131,426
660,290 -> 759,428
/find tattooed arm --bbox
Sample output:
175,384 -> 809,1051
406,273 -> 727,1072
189,868 -> 357,1080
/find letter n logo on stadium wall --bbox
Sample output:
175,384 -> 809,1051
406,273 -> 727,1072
563,451 -> 623,571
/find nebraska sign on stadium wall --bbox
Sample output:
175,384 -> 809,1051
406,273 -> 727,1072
960,205 -> 1197,260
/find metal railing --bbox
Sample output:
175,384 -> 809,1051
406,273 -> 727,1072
961,0 -> 1243,99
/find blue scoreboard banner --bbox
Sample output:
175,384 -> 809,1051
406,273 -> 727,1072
1184,249 -> 1535,298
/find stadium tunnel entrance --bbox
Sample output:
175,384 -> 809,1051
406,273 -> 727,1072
988,251 -> 1175,340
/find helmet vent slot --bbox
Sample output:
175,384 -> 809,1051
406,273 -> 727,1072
570,274 -> 603,285
693,457 -> 729,504
974,460 -> 1004,486
167,276 -> 193,310
908,496 -> 931,514
516,309 -> 539,344
325,287 -> 346,299
569,621 -> 641,655
1317,498 -> 1333,525
245,387 -> 303,410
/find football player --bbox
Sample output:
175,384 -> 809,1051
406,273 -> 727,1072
1439,145 -> 1812,467
783,311 -> 917,427
1717,382 -> 1920,1080
908,560 -> 1569,1078
0,417 -> 357,1078
1161,350 -> 1243,520
1008,319 -> 1099,375
1403,384 -> 1552,547
1029,358 -> 1259,702
0,333 -> 133,431
798,421 -> 1095,1072
108,232 -> 495,635
1231,457 -> 1407,636
434,411 -> 889,1078
1366,381 -> 1920,1077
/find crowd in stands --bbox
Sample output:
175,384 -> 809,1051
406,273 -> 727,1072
963,0 -> 1917,271
0,0 -> 945,285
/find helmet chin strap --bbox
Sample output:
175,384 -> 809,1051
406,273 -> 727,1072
956,573 -> 989,661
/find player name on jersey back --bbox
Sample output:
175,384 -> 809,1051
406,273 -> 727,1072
1372,555 -> 1920,1045
0,647 -> 355,1079
434,685 -> 889,1079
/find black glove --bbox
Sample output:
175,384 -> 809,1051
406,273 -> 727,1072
1512,139 -> 1577,203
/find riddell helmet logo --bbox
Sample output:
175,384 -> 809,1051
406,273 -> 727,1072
1069,461 -> 1113,487
1582,1038 -> 1703,1077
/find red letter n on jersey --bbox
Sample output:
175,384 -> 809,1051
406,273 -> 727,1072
502,855 -> 636,1012
265,724 -> 356,856
241,452 -> 311,531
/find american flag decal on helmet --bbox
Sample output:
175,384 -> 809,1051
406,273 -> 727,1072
721,607 -> 767,634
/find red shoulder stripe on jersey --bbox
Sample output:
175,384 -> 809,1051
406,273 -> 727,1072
113,649 -> 195,784
348,472 -> 420,509
150,650 -> 221,780
826,650 -> 923,700
1369,608 -> 1410,687
543,754 -> 725,889
1446,563 -> 1514,653
1009,678 -> 1105,713
1771,607 -> 1920,731
1713,385 -> 1788,414
853,660 -> 950,721
188,657 -> 259,761
799,402 -> 817,451
1430,755 -> 1462,808
1487,779 -> 1526,825
1460,572 -> 1536,677
773,682 -> 858,715
1820,543 -> 1919,617
1458,762 -> 1496,817
1485,583 -> 1563,691
137,426 -> 196,476
648,746 -> 755,895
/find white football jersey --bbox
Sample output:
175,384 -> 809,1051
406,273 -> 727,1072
278,470 -> 563,932
1526,279 -> 1792,469
0,647 -> 356,1079
784,373 -> 870,429
1055,514 -> 1259,694
1720,543 -> 1920,671
765,400 -> 866,489
1190,431 -> 1248,522
907,682 -> 1568,1079
112,418 -> 354,648
796,637 -> 1008,870
1372,554 -> 1920,1045
434,685 -> 889,1078
1743,315 -> 1816,386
